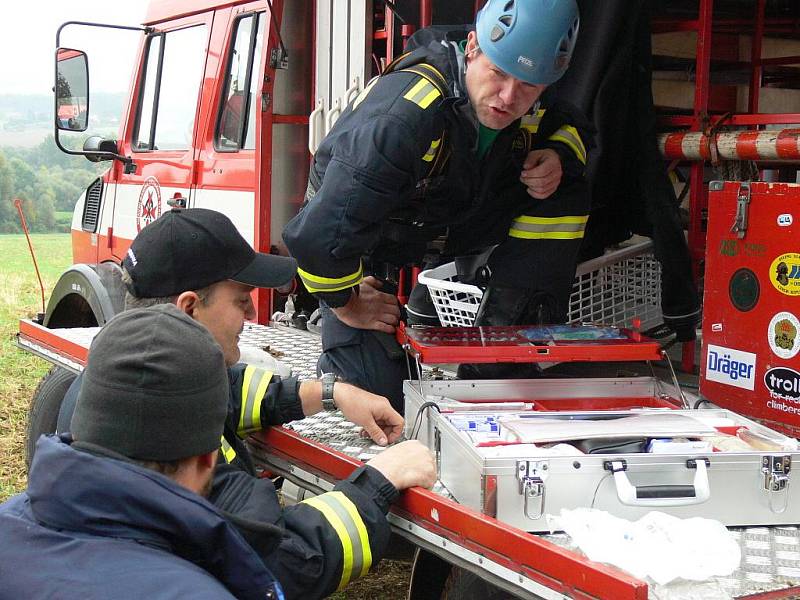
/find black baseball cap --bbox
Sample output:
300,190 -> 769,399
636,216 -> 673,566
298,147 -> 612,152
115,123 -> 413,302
123,208 -> 297,298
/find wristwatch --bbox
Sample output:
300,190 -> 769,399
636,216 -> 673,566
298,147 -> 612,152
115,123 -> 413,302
320,372 -> 338,411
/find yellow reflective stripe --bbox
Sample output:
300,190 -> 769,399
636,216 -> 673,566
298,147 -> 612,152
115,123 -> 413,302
417,87 -> 441,109
240,365 -> 255,433
220,436 -> 237,463
422,137 -> 441,162
520,112 -> 543,133
302,492 -> 372,587
238,365 -> 272,436
353,77 -> 379,109
403,79 -> 428,102
402,78 -> 441,109
297,263 -> 364,293
333,492 -> 372,578
509,215 -> 589,240
549,124 -> 587,164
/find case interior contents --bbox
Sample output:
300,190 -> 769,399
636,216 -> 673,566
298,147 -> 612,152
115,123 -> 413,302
442,411 -> 799,455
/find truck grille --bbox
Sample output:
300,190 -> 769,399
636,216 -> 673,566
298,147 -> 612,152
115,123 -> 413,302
81,178 -> 103,232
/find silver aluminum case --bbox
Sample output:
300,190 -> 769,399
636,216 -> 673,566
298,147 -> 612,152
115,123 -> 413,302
404,378 -> 800,532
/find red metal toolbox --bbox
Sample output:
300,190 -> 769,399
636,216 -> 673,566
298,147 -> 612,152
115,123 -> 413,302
702,181 -> 800,437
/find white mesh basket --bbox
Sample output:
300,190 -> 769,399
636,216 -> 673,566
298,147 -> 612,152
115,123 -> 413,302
417,240 -> 663,330
417,262 -> 483,327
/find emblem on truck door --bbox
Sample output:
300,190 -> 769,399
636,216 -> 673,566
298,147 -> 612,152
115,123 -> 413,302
137,176 -> 162,232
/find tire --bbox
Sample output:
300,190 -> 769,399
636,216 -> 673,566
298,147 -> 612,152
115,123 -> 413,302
26,367 -> 76,469
441,566 -> 521,600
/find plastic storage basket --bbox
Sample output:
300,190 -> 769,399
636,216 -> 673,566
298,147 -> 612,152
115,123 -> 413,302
417,240 -> 663,329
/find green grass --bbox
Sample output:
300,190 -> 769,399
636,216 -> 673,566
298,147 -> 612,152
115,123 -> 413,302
0,234 -> 72,500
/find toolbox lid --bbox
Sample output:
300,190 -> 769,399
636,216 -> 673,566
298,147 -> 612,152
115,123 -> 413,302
396,323 -> 664,364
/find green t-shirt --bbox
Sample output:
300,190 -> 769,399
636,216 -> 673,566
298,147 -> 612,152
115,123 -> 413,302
477,124 -> 501,159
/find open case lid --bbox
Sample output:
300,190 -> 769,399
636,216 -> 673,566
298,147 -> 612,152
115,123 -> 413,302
396,322 -> 664,364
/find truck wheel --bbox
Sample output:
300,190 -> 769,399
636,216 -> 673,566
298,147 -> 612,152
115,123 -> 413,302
441,566 -> 520,600
26,367 -> 75,469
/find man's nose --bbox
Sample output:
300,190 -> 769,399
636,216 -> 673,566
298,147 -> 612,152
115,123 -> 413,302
498,78 -> 522,106
244,296 -> 256,320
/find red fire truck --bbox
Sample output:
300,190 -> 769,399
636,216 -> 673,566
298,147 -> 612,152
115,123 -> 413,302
17,1 -> 800,598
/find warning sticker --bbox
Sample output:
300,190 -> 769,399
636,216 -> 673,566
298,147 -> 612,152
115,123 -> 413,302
769,311 -> 800,360
769,253 -> 800,296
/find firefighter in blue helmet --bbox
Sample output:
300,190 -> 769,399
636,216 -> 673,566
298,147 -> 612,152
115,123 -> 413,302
283,0 -> 589,410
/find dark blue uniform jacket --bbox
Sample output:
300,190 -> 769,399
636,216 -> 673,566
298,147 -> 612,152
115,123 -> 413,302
0,435 -> 283,600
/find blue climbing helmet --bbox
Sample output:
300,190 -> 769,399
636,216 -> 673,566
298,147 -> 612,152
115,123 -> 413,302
475,0 -> 580,85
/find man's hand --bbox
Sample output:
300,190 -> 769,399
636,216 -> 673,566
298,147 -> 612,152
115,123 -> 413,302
367,440 -> 436,491
334,383 -> 403,446
520,148 -> 562,199
331,276 -> 400,333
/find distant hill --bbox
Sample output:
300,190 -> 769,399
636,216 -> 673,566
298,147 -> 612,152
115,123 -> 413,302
0,93 -> 125,148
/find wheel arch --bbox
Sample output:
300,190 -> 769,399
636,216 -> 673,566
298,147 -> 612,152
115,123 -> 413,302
44,262 -> 125,328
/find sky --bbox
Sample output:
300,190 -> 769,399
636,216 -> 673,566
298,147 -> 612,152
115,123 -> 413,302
0,0 -> 149,96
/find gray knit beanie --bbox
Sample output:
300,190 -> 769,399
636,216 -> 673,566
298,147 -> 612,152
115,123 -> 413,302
72,304 -> 228,461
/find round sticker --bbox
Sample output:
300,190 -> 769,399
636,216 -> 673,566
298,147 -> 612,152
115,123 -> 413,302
769,311 -> 800,359
729,268 -> 759,311
137,176 -> 162,232
769,253 -> 800,296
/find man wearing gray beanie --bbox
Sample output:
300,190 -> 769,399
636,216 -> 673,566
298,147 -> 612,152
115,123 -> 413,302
0,305 -> 285,599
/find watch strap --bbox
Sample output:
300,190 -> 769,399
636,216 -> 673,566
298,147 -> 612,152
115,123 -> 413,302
321,373 -> 337,411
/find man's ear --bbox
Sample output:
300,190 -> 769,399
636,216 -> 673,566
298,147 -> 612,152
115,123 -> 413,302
465,31 -> 478,60
175,291 -> 200,316
199,449 -> 218,470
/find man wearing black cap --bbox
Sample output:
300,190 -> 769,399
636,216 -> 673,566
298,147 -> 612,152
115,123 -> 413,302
52,208 -> 436,598
5,305 -> 435,599
1,305 -> 285,598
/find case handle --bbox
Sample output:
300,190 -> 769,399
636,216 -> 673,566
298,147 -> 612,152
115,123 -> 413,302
606,459 -> 710,507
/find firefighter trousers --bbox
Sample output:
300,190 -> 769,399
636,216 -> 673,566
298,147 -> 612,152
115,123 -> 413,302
317,306 -> 411,413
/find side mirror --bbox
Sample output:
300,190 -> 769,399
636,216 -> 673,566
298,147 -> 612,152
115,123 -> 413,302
83,136 -> 119,162
55,48 -> 89,132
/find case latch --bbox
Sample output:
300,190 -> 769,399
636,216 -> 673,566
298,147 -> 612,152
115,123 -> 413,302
433,427 -> 442,473
517,460 -> 548,520
730,181 -> 751,239
762,455 -> 791,514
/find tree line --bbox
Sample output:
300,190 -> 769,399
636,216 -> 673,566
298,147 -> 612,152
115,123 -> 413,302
0,136 -> 105,233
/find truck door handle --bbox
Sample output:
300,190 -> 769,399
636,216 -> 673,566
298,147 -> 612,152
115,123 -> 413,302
167,193 -> 187,209
606,459 -> 711,507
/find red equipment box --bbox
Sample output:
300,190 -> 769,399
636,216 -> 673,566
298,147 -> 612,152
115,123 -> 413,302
396,322 -> 664,364
702,181 -> 800,436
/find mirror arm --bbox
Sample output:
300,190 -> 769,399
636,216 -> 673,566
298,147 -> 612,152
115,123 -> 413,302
53,129 -> 137,173
56,20 -> 147,46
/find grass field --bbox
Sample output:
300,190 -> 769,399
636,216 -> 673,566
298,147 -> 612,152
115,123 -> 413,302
0,234 -> 72,501
0,232 -> 411,597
